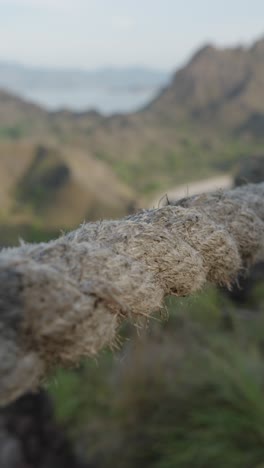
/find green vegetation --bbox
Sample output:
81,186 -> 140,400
16,146 -> 70,210
0,222 -> 60,246
46,275 -> 264,468
0,125 -> 24,139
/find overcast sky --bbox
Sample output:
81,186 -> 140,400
0,0 -> 263,70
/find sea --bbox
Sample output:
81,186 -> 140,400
19,86 -> 160,115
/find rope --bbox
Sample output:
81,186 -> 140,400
0,182 -> 263,405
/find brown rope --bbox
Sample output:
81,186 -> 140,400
0,182 -> 263,405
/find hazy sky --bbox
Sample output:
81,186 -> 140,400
0,0 -> 263,70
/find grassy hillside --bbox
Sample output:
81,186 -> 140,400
0,37 -> 263,242
0,140 -> 134,245
148,38 -> 264,126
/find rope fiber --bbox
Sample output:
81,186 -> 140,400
0,182 -> 263,405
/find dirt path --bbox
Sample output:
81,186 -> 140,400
152,174 -> 233,208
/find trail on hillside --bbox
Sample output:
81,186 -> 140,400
152,175 -> 232,207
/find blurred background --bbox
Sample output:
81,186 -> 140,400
0,1 -> 264,467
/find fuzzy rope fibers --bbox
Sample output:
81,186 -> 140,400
0,182 -> 264,405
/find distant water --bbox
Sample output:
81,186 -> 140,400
20,86 -> 160,114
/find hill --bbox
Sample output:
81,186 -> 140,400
0,36 -> 264,243
148,37 -> 264,128
0,140 -> 134,245
44,36 -> 264,192
81,36 -> 264,191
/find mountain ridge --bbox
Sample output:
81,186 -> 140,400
0,35 -> 263,243
146,36 -> 264,127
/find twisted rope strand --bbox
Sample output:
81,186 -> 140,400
0,182 -> 263,405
